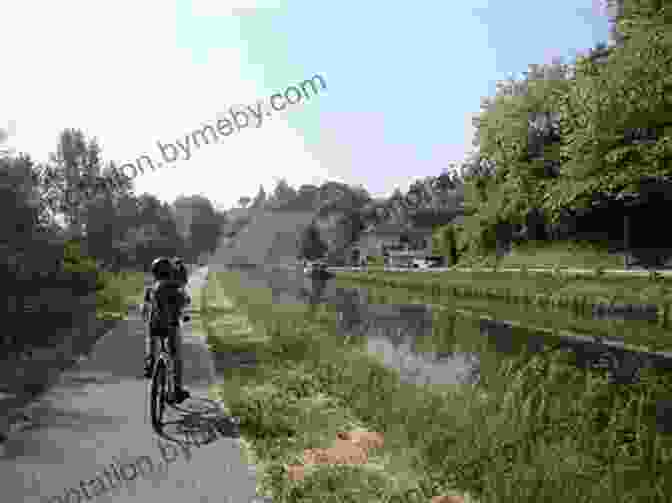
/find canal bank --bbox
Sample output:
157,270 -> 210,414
203,266 -> 672,503
333,268 -> 672,327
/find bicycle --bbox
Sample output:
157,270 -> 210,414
143,303 -> 191,433
149,324 -> 178,432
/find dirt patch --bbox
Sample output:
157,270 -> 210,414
285,429 -> 472,502
286,429 -> 383,481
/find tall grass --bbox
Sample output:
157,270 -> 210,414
463,241 -> 624,270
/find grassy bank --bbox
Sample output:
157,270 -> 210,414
203,270 -> 672,502
334,269 -> 672,327
456,241 -> 625,270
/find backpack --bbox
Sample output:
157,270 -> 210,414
173,261 -> 188,285
149,280 -> 187,328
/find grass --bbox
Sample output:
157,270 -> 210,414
333,269 -> 672,328
456,241 -> 625,270
96,269 -> 147,320
202,270 -> 672,502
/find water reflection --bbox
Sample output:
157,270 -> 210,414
332,285 -> 483,386
221,266 -> 672,391
332,279 -> 672,390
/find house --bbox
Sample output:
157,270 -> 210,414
348,223 -> 434,266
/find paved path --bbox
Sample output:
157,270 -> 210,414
0,267 -> 263,503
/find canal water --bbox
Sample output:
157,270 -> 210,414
222,265 -> 672,433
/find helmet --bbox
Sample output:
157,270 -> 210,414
151,257 -> 173,280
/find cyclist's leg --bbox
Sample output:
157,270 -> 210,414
168,326 -> 185,390
145,323 -> 159,375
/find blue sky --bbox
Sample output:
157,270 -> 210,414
2,0 -> 611,209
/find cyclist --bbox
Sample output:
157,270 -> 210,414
142,257 -> 191,404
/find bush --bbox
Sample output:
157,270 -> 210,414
436,224 -> 460,266
367,255 -> 384,266
60,239 -> 104,294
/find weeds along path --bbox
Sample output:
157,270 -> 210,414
200,269 -> 485,503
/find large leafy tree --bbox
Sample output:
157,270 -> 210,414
40,129 -> 133,240
542,0 -> 671,223
472,59 -> 573,225
454,0 -> 670,262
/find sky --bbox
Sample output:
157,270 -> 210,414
1,0 -> 612,210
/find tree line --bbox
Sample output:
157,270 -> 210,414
0,128 -> 229,351
230,173 -> 466,263
2,128 -> 228,273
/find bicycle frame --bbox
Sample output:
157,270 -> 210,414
156,331 -> 176,396
149,325 -> 179,432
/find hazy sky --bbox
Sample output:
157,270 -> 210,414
2,0 -> 611,210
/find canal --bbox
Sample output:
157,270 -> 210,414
220,264 -> 672,435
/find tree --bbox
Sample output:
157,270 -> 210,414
329,211 -> 365,260
238,196 -> 251,208
189,198 -> 223,260
83,190 -> 119,266
172,195 -> 222,262
299,222 -> 328,261
45,129 -> 133,241
272,178 -> 297,203
251,185 -> 267,208
291,185 -> 321,211
48,129 -> 100,239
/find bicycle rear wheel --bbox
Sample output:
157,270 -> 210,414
150,360 -> 168,431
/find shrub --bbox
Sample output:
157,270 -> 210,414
60,239 -> 104,294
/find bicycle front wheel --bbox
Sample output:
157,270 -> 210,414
150,360 -> 168,431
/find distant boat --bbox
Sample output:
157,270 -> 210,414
303,260 -> 334,279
